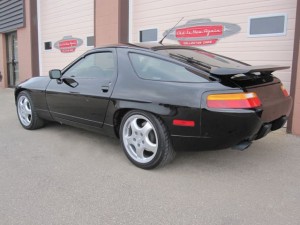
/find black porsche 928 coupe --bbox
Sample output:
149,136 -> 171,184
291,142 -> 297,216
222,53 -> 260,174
15,43 -> 292,169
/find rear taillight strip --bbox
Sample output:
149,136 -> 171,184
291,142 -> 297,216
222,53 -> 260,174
207,92 -> 261,109
281,85 -> 289,97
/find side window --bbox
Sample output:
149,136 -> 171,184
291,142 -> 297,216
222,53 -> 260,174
64,52 -> 115,78
129,53 -> 208,82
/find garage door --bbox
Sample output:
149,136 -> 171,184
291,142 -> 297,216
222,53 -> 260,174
131,0 -> 297,91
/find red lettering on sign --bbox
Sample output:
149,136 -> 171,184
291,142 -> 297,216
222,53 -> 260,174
176,25 -> 223,38
58,40 -> 78,53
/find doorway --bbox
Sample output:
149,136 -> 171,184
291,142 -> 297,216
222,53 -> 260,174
6,32 -> 19,87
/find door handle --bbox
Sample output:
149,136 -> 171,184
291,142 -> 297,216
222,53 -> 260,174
62,77 -> 79,88
101,86 -> 109,93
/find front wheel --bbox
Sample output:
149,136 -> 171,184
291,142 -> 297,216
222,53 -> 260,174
120,110 -> 175,169
17,91 -> 44,130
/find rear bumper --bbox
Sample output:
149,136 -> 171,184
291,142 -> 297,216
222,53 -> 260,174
170,93 -> 292,151
171,111 -> 291,151
171,116 -> 285,151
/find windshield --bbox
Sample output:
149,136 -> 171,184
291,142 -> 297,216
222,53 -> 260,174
157,48 -> 249,69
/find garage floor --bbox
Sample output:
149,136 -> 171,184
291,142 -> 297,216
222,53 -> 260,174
1,88 -> 300,225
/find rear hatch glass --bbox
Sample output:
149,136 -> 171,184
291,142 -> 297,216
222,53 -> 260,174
157,48 -> 284,89
157,48 -> 249,71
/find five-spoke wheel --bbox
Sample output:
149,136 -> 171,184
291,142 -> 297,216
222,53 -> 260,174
122,115 -> 158,163
120,110 -> 175,169
17,95 -> 32,127
16,91 -> 44,130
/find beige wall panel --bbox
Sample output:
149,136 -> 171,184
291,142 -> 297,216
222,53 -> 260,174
40,0 -> 94,75
132,0 -> 297,92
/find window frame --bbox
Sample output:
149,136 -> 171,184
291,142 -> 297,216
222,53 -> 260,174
139,28 -> 158,43
86,36 -> 95,47
44,41 -> 53,51
247,13 -> 288,37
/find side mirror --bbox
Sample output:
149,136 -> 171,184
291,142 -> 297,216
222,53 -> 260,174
49,69 -> 62,79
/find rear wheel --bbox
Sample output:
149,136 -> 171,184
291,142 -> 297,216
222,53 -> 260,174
17,91 -> 44,130
120,110 -> 175,169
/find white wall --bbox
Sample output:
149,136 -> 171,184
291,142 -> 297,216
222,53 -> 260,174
131,0 -> 297,91
39,0 -> 94,75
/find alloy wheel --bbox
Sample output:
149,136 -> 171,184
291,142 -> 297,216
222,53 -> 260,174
122,115 -> 158,163
17,95 -> 32,127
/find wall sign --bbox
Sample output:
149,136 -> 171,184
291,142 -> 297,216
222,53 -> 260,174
54,36 -> 83,53
163,19 -> 241,46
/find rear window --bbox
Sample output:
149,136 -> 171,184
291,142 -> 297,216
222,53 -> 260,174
157,49 -> 248,69
129,53 -> 208,82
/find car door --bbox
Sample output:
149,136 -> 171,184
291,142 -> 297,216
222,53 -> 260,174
46,49 -> 117,127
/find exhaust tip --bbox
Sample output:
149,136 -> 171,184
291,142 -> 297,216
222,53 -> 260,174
232,141 -> 252,151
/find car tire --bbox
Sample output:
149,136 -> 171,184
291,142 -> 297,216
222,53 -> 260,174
120,110 -> 175,169
17,91 -> 44,130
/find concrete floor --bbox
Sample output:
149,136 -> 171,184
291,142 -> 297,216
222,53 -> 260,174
0,88 -> 300,225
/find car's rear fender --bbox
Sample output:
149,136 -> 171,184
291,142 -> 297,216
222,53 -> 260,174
104,99 -> 203,138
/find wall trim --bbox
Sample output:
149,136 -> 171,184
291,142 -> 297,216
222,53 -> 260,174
287,0 -> 300,133
118,0 -> 129,43
93,0 -> 96,45
0,34 -> 7,88
128,0 -> 133,43
29,0 -> 39,76
37,0 -> 42,75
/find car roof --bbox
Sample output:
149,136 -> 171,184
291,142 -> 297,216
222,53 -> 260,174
88,42 -> 202,52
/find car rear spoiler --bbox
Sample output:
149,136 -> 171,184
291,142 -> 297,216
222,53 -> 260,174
210,65 -> 290,76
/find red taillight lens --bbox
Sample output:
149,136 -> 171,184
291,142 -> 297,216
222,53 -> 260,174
207,92 -> 261,109
281,85 -> 289,97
